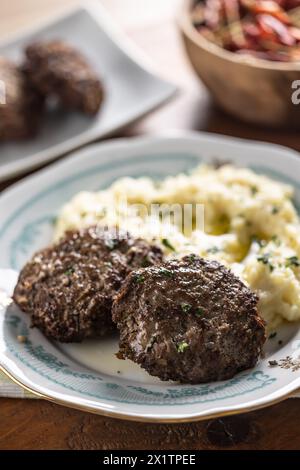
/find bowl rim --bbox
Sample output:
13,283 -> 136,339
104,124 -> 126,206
178,0 -> 300,71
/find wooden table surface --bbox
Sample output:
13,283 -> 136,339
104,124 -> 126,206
1,0 -> 300,451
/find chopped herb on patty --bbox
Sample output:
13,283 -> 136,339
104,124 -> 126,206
134,274 -> 145,284
195,307 -> 204,317
177,341 -> 189,353
64,267 -> 75,276
158,268 -> 174,278
181,303 -> 192,313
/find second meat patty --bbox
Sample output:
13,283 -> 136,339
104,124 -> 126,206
112,255 -> 266,383
13,226 -> 163,342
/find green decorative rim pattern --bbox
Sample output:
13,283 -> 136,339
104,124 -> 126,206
4,314 -> 276,405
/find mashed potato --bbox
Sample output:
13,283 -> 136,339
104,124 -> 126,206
55,164 -> 300,329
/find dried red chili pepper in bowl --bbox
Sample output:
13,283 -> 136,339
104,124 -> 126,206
192,0 -> 300,60
179,0 -> 300,126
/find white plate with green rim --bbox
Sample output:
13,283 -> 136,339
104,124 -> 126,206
0,132 -> 300,422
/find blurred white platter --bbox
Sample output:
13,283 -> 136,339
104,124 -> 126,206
0,2 -> 176,182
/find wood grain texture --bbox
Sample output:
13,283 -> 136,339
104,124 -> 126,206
0,0 -> 300,450
0,398 -> 300,450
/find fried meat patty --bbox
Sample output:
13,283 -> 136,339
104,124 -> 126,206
13,226 -> 163,342
0,57 -> 44,140
112,255 -> 266,383
24,40 -> 104,115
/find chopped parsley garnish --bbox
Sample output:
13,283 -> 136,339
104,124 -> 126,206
207,246 -> 220,254
181,303 -> 192,313
177,341 -> 189,353
257,253 -> 274,272
250,185 -> 258,195
286,256 -> 300,268
158,268 -> 174,278
271,206 -> 280,215
134,274 -> 145,284
195,307 -> 204,317
187,253 -> 197,262
269,332 -> 277,339
64,267 -> 75,276
162,238 -> 176,251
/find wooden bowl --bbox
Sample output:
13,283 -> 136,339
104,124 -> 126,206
179,0 -> 300,127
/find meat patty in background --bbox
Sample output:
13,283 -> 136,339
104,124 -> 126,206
0,57 -> 44,141
113,255 -> 266,384
24,40 -> 104,115
13,226 -> 163,342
